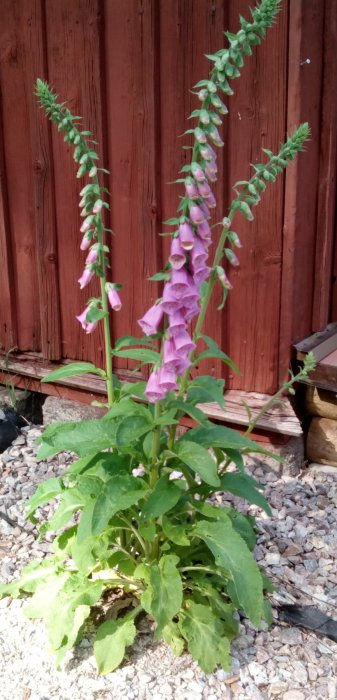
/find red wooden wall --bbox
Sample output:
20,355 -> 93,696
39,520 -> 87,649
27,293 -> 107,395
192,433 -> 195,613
0,0 -> 336,394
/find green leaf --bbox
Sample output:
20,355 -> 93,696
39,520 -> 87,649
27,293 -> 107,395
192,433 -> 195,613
41,362 -> 105,382
162,515 -> 190,546
91,475 -> 148,535
162,622 -> 185,656
0,560 -> 58,599
167,399 -> 208,425
116,414 -> 153,449
194,519 -> 264,626
148,271 -> 171,282
112,348 -> 160,365
37,418 -> 118,459
220,472 -> 272,515
174,440 -> 220,487
67,451 -> 130,479
42,487 -> 86,532
262,599 -> 273,626
194,336 -> 240,374
142,476 -> 183,519
86,308 -> 107,323
180,424 -> 281,459
179,602 -> 231,673
94,617 -> 137,674
25,477 -> 64,519
141,555 -> 183,637
120,381 -> 147,399
187,376 -> 225,409
227,510 -> 257,550
114,335 -> 155,350
44,575 -> 104,663
105,398 -> 150,421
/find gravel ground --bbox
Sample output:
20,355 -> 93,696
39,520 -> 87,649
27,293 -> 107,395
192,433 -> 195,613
0,425 -> 337,700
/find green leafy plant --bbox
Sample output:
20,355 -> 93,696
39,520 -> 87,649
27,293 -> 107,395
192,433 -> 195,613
0,0 -> 315,675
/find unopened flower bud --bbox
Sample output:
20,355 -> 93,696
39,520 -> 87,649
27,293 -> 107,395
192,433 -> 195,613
185,177 -> 199,200
216,266 -> 233,289
207,81 -> 217,93
222,217 -> 231,229
199,109 -> 210,125
194,127 -> 207,144
86,248 -> 98,265
93,199 -> 103,214
211,94 -> 228,115
198,89 -> 209,102
210,113 -> 222,126
228,231 -> 242,248
108,287 -> 122,311
191,163 -> 206,182
208,124 -> 224,148
225,248 -> 240,267
80,231 -> 92,251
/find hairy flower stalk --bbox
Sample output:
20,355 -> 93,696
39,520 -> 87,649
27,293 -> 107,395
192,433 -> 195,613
139,0 -> 306,405
36,79 -> 120,406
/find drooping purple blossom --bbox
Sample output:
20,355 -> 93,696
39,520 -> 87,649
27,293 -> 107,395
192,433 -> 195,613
197,220 -> 212,241
191,237 -> 208,267
175,355 -> 192,376
76,306 -> 97,334
86,248 -> 98,265
145,370 -> 165,403
80,232 -> 92,250
170,268 -> 191,297
185,178 -> 199,200
78,267 -> 94,289
189,204 -> 206,225
169,238 -> 186,270
197,181 -> 212,199
193,264 -> 211,286
163,338 -> 179,371
168,310 -> 186,338
207,192 -> 217,208
107,287 -> 122,311
173,329 -> 196,358
191,163 -> 206,182
179,222 -> 195,250
138,303 -> 164,336
162,283 -> 182,314
158,366 -> 178,392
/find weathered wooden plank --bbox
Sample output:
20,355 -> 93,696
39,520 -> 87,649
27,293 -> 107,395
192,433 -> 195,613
104,0 -> 161,373
224,0 -> 288,394
0,0 -> 41,351
0,351 -> 301,435
0,88 -> 17,351
299,346 -> 337,388
45,0 -> 106,367
279,0 -> 325,382
22,0 -> 62,360
294,324 -> 337,362
312,1 -> 337,330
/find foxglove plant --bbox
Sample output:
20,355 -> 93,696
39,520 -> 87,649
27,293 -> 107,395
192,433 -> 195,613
0,0 -> 315,676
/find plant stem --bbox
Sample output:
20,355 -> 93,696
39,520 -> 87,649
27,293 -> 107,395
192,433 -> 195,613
149,403 -> 162,489
94,177 -> 115,407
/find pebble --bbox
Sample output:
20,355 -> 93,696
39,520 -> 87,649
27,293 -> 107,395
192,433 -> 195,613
0,425 -> 337,699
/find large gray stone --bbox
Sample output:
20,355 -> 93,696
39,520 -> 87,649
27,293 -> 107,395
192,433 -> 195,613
42,395 -> 105,424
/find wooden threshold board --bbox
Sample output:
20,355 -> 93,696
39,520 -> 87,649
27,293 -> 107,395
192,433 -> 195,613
295,324 -> 337,393
0,352 -> 302,438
